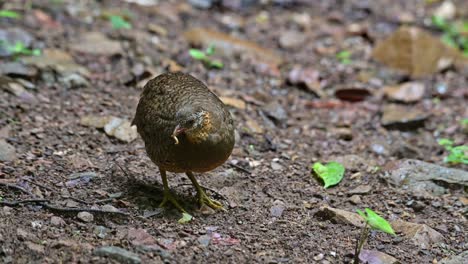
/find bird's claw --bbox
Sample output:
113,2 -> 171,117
159,191 -> 187,213
199,193 -> 226,212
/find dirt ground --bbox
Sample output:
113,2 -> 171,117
1,0 -> 467,263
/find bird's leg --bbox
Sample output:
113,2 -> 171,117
186,171 -> 225,211
158,169 -> 187,213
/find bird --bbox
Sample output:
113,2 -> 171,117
132,72 -> 235,213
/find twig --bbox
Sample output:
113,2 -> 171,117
21,178 -> 56,192
0,199 -> 49,207
229,163 -> 252,174
0,182 -> 34,196
114,161 -> 130,177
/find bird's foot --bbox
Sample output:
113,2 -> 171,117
159,191 -> 187,213
198,192 -> 226,212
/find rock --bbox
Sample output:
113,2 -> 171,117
66,172 -> 98,187
439,251 -> 468,264
1,79 -> 37,105
220,96 -> 246,110
270,200 -> 286,218
315,206 -> 365,227
77,211 -> 94,222
80,115 -> 115,129
184,28 -> 282,66
0,28 -> 34,57
94,246 -> 141,264
0,62 -> 37,78
349,195 -> 362,205
359,250 -> 399,264
80,115 -> 138,142
383,159 -> 468,196
60,73 -> 89,89
245,116 -> 264,134
372,26 -> 466,77
188,0 -> 215,9
127,228 -> 161,251
381,104 -> 428,130
329,127 -> 353,141
25,242 -> 45,254
221,0 -> 257,10
383,82 -> 425,103
94,226 -> 109,239
262,102 -> 288,127
270,161 -> 284,171
279,30 -> 306,49
70,32 -> 123,56
21,49 -> 89,77
349,185 -> 372,195
433,1 -> 456,20
287,66 -> 323,96
0,139 -> 16,162
391,220 -> 444,248
50,216 -> 66,227
104,118 -> 138,142
101,204 -> 119,212
198,234 -> 212,247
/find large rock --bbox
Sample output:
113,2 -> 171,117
383,159 -> 468,196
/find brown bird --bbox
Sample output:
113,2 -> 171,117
132,72 -> 235,212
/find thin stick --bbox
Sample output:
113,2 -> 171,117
176,183 -> 228,201
0,199 -> 49,207
0,182 -> 34,196
229,163 -> 252,174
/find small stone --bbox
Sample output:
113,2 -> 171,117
50,216 -> 66,227
0,139 -> 16,162
220,96 -> 246,110
80,115 -> 115,129
349,195 -> 362,205
25,242 -> 45,254
198,234 -> 211,247
383,82 -> 425,103
313,253 -> 324,261
70,32 -> 123,56
101,204 -> 119,212
270,200 -> 285,218
94,246 -> 141,264
349,185 -> 372,195
188,0 -> 215,9
262,102 -> 288,127
315,206 -> 365,227
433,1 -> 456,20
381,104 -> 428,130
77,211 -> 94,222
439,251 -> 468,264
94,226 -> 109,239
392,220 -> 444,247
60,73 -> 89,89
270,161 -> 284,171
279,30 -> 306,49
359,250 -> 399,264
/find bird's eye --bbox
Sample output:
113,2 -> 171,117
186,119 -> 195,126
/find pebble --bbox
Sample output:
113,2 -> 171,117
94,225 -> 109,239
279,30 -> 306,49
77,211 -> 94,222
94,246 -> 141,264
349,195 -> 362,205
50,216 -> 66,227
270,200 -> 286,218
0,139 -> 16,162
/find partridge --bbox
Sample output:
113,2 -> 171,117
132,72 -> 235,212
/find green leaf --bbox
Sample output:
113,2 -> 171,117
110,15 -> 131,29
189,49 -> 207,60
178,212 -> 193,224
205,44 -> 215,56
312,161 -> 345,188
441,34 -> 456,48
438,138 -> 454,147
0,10 -> 20,18
208,60 -> 223,69
432,15 -> 448,31
357,208 -> 395,235
336,50 -> 352,64
461,119 -> 468,125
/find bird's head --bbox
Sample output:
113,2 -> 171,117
172,106 -> 212,144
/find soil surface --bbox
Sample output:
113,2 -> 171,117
1,0 -> 467,263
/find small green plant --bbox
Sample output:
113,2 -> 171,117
0,10 -> 20,18
431,16 -> 468,56
354,208 -> 395,264
0,41 -> 41,57
461,118 -> 468,126
189,44 -> 223,69
109,15 -> 132,29
336,50 -> 352,64
438,138 -> 468,164
312,161 -> 345,188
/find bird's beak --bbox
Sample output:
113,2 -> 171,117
171,124 -> 185,145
